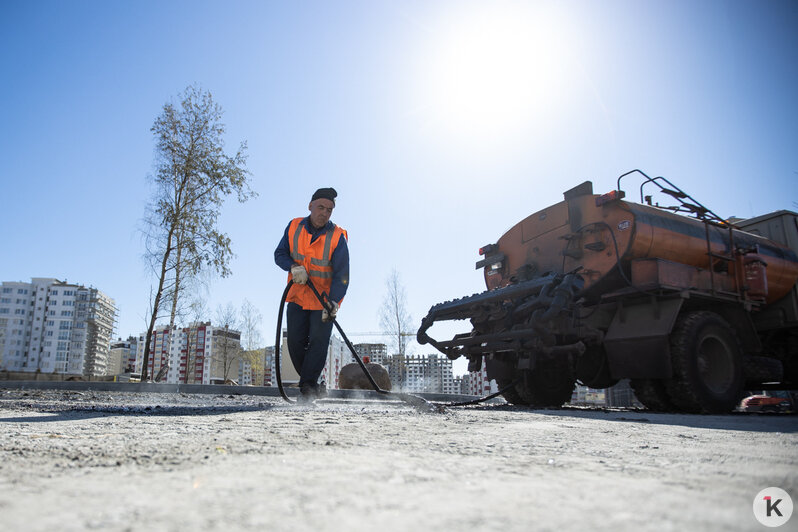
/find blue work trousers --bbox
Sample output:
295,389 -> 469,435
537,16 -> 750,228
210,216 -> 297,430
286,302 -> 333,388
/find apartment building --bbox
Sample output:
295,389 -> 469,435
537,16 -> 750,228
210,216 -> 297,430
384,352 -> 407,389
258,345 -> 275,386
135,322 -> 243,384
403,353 -> 456,394
108,336 -> 138,376
0,278 -> 116,377
319,334 -> 349,389
460,365 -> 498,396
353,343 -> 389,366
350,344 -> 471,394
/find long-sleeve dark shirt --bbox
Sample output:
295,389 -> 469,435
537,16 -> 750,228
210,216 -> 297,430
274,217 -> 349,304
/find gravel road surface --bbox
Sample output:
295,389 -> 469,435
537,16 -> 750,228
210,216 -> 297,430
1,388 -> 796,531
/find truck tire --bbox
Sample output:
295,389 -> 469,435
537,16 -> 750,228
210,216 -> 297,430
577,345 -> 619,390
499,360 -> 575,407
497,377 -> 526,405
743,356 -> 783,385
665,311 -> 743,414
630,379 -> 677,412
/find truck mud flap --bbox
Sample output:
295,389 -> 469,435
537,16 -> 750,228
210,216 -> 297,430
603,298 -> 683,379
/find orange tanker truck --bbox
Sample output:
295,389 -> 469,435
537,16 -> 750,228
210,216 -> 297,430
417,170 -> 798,414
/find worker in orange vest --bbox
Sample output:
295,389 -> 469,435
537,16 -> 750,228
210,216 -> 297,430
274,187 -> 349,402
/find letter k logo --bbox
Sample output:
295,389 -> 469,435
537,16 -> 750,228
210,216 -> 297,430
754,487 -> 793,527
765,496 -> 784,518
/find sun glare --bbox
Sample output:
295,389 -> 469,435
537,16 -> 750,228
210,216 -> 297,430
414,4 -> 577,147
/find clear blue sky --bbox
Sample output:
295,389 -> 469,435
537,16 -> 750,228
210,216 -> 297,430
1,0 -> 796,374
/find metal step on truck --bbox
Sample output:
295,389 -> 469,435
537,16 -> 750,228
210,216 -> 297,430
417,170 -> 798,414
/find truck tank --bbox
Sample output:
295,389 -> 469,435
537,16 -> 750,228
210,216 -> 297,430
487,187 -> 798,304
419,171 -> 798,414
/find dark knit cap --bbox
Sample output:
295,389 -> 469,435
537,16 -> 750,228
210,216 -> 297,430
311,187 -> 337,205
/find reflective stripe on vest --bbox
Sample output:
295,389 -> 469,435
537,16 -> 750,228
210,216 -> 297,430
290,223 -> 335,276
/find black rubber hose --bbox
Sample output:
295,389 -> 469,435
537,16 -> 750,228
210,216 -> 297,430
444,378 -> 519,407
306,280 -> 512,410
274,280 -> 387,403
274,283 -> 293,403
304,280 -> 388,395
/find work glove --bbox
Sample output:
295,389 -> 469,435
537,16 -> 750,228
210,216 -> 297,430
321,301 -> 339,322
290,265 -> 308,285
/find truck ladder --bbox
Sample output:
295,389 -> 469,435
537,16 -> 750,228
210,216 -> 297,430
617,169 -> 743,300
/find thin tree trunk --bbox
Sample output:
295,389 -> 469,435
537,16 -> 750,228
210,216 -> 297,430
141,225 -> 175,382
163,231 -> 183,383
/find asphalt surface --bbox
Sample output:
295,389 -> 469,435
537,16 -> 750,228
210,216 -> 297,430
1,386 -> 796,531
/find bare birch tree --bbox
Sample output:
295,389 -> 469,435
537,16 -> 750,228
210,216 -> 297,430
379,269 -> 413,357
239,299 -> 264,385
213,303 -> 243,382
140,85 -> 255,381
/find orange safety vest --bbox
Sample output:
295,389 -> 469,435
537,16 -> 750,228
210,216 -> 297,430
286,217 -> 348,310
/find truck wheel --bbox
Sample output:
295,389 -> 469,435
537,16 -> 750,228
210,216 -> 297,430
666,311 -> 743,414
630,379 -> 676,412
577,345 -> 619,390
743,356 -> 783,385
499,360 -> 575,407
497,377 -> 526,405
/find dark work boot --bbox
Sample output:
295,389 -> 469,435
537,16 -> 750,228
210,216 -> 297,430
298,383 -> 316,404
